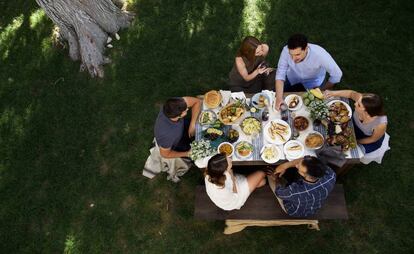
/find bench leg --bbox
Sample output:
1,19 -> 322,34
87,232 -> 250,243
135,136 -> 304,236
224,219 -> 320,234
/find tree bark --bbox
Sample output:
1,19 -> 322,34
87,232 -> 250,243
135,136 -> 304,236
36,0 -> 134,78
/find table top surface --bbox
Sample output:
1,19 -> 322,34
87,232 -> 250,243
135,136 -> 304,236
195,90 -> 363,166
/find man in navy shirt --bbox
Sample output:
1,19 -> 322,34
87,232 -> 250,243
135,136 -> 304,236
154,97 -> 201,159
267,156 -> 336,217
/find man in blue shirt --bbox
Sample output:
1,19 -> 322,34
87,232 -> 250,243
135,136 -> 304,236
274,34 -> 343,110
154,97 -> 201,158
267,156 -> 336,217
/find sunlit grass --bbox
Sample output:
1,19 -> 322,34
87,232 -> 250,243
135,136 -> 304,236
29,9 -> 46,29
64,233 -> 80,254
0,14 -> 24,59
241,0 -> 270,37
183,2 -> 211,38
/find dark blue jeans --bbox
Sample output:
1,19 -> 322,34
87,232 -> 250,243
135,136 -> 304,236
172,118 -> 194,152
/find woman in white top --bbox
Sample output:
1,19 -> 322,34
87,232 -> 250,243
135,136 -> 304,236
204,153 -> 266,211
325,90 -> 387,154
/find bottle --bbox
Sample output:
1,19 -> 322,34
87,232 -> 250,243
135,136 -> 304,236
280,103 -> 288,121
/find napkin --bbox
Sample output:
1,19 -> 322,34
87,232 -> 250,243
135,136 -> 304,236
219,90 -> 231,106
231,92 -> 246,102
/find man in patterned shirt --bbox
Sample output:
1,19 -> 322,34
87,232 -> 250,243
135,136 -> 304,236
267,156 -> 336,217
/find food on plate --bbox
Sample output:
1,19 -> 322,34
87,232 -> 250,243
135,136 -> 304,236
204,127 -> 223,140
287,144 -> 302,151
189,140 -> 217,161
204,90 -> 222,108
268,121 -> 289,142
308,100 -> 329,121
256,95 -> 269,108
241,117 -> 261,135
227,129 -> 239,143
218,102 -> 245,125
262,146 -> 278,161
235,141 -> 253,157
305,132 -> 324,149
283,140 -> 304,159
288,95 -> 300,109
326,122 -> 356,151
328,101 -> 351,123
310,88 -> 324,99
218,142 -> 234,157
199,110 -> 216,125
293,116 -> 309,131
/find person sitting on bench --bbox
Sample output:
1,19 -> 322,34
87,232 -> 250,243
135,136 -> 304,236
267,156 -> 336,217
205,153 -> 266,211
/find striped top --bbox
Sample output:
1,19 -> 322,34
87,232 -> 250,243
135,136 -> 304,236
275,167 -> 336,217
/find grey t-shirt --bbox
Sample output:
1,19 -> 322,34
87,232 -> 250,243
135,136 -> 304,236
154,110 -> 184,149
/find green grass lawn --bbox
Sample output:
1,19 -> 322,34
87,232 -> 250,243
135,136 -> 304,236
1,0 -> 413,253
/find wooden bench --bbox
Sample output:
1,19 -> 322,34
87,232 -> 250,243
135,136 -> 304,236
194,184 -> 348,234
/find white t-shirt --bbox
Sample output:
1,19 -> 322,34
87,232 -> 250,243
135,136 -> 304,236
204,171 -> 250,211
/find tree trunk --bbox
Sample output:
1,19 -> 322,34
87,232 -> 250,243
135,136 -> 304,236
36,0 -> 134,78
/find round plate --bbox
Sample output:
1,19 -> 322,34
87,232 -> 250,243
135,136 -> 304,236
285,94 -> 303,111
251,93 -> 270,109
240,116 -> 262,135
198,110 -> 217,125
283,140 -> 305,160
261,144 -> 282,164
217,142 -> 234,157
263,119 -> 291,145
218,103 -> 245,125
304,131 -> 325,150
234,141 -> 254,159
326,100 -> 352,118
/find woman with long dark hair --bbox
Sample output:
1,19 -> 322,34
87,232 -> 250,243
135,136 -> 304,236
325,90 -> 390,163
204,153 -> 266,210
228,36 -> 275,93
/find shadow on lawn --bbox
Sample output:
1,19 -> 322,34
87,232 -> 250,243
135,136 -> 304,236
0,0 -> 246,253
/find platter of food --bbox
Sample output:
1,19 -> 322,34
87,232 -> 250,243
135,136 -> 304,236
198,110 -> 217,125
218,142 -> 234,157
304,131 -> 325,149
285,94 -> 303,111
293,116 -> 310,131
234,141 -> 254,159
227,129 -> 239,143
327,100 -> 352,124
251,93 -> 270,109
283,140 -> 305,160
203,127 -> 223,141
218,102 -> 245,125
240,117 -> 261,135
204,90 -> 222,109
264,119 -> 291,145
261,144 -> 281,164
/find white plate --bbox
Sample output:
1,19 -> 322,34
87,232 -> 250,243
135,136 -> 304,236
283,140 -> 304,160
234,141 -> 254,159
260,144 -> 282,164
198,110 -> 217,125
263,119 -> 292,145
251,92 -> 270,109
217,142 -> 234,157
304,131 -> 325,150
285,94 -> 303,111
326,100 -> 352,118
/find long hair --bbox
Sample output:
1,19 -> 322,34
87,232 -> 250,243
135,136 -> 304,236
236,36 -> 261,69
361,93 -> 385,116
205,153 -> 228,187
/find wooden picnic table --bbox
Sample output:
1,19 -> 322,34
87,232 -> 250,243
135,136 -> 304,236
195,91 -> 362,175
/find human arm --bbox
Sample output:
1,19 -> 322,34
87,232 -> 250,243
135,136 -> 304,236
235,57 -> 269,82
159,146 -> 190,159
274,158 -> 302,177
320,48 -> 342,86
324,90 -> 362,102
274,47 -> 289,110
358,123 -> 387,144
183,96 -> 201,137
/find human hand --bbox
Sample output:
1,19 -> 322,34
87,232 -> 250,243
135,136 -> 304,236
323,90 -> 335,98
274,97 -> 284,111
256,65 -> 267,74
275,164 -> 287,177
